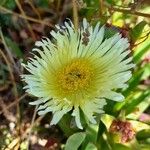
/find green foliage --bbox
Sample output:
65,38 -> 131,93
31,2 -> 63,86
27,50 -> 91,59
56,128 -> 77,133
5,37 -> 23,58
112,144 -> 131,150
58,114 -> 79,137
85,143 -> 97,150
123,68 -> 144,96
134,41 -> 150,63
80,0 -> 99,19
0,0 -> 16,9
104,26 -> 118,39
136,129 -> 150,140
81,124 -> 99,150
130,21 -> 147,42
0,0 -> 16,27
124,90 -> 150,115
105,0 -> 115,5
0,14 -> 12,27
83,0 -> 99,7
65,132 -> 86,150
34,0 -> 49,8
0,63 -> 8,84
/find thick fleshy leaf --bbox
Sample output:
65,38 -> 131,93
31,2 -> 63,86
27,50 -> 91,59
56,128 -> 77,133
112,144 -> 132,150
65,132 -> 86,150
130,21 -> 147,42
85,143 -> 97,150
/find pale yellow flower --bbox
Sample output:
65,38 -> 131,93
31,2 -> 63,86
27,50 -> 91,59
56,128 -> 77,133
22,19 -> 134,129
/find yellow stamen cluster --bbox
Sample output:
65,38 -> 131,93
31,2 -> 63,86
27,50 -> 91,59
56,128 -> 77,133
57,58 -> 93,93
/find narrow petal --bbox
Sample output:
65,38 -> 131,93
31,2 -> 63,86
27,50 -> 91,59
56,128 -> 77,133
81,99 -> 106,124
29,97 -> 50,105
72,106 -> 83,129
50,105 -> 72,125
100,90 -> 124,101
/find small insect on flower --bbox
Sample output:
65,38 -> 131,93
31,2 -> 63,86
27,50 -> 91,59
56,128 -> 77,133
21,19 -> 134,129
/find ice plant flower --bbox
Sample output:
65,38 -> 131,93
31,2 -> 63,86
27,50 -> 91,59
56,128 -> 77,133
22,19 -> 134,129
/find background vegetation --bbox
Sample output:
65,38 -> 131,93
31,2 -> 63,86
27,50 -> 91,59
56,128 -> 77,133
0,0 -> 150,150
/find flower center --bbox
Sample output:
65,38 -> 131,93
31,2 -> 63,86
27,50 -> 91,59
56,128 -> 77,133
57,59 -> 93,93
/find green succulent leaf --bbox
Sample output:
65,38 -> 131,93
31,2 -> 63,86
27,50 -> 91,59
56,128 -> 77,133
85,143 -> 97,150
130,21 -> 147,42
5,37 -> 23,58
65,132 -> 86,150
